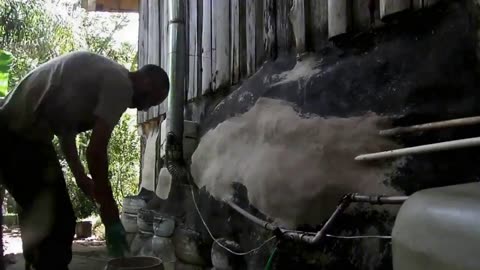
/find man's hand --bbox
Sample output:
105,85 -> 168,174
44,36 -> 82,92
87,117 -> 119,225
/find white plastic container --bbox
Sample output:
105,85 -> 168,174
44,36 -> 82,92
121,212 -> 138,233
152,236 -> 176,263
156,167 -> 172,200
153,215 -> 176,237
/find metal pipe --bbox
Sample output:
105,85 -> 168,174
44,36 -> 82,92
226,201 -> 278,231
166,0 -> 186,142
379,116 -> 480,136
351,194 -> 408,204
226,193 -> 403,245
310,198 -> 351,243
355,136 -> 480,161
164,0 -> 187,184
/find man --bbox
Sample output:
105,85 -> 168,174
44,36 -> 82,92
0,51 -> 170,269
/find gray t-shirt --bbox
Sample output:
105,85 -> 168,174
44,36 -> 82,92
0,51 -> 133,141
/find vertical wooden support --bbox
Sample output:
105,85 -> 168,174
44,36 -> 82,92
264,0 -> 277,59
247,0 -> 265,74
310,0 -> 328,51
147,0 -> 160,65
139,0 -> 149,67
255,0 -> 265,68
231,0 -> 246,83
138,0 -> 149,123
352,0 -> 374,32
231,0 -> 241,84
160,0 -> 169,114
212,0 -> 231,90
188,0 -> 200,100
276,0 -> 294,53
201,0 -> 212,94
290,0 -> 306,55
246,0 -> 256,76
328,0 -> 349,39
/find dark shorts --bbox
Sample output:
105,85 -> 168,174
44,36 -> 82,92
0,121 -> 76,270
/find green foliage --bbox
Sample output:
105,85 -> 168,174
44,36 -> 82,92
0,0 -> 140,219
0,49 -> 12,96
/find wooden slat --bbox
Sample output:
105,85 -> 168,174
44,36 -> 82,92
187,0 -> 194,100
246,0 -> 256,76
188,0 -> 202,100
138,0 -> 149,67
201,0 -> 212,94
137,0 -> 149,123
352,0 -> 372,32
289,0 -> 305,55
147,0 -> 160,65
238,0 -> 246,79
159,0 -> 168,115
328,0 -> 349,39
264,0 -> 277,60
276,0 -> 293,53
231,0 -> 240,84
160,0 -> 168,70
212,0 -> 231,90
310,0 -> 328,51
412,0 -> 422,9
255,0 -> 264,68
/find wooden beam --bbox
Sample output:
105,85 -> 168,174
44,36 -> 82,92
82,0 -> 139,12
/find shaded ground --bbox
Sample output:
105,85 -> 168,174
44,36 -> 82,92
4,229 -> 109,270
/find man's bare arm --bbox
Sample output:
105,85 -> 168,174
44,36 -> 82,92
59,133 -> 94,199
59,134 -> 85,178
87,118 -> 118,225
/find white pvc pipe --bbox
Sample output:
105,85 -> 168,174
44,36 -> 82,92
355,137 -> 480,161
380,116 -> 480,136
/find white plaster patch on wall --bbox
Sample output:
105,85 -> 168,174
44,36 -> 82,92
271,57 -> 323,87
191,98 -> 401,228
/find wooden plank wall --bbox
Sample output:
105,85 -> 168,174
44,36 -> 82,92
137,0 -> 435,124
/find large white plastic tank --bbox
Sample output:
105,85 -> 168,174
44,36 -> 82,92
392,183 -> 480,270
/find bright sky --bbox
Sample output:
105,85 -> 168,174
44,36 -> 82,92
112,13 -> 139,48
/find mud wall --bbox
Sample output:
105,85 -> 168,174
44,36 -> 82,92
178,1 -> 480,269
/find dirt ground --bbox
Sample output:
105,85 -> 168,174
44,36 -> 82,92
4,229 -> 110,270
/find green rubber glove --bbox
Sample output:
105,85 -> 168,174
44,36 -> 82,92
105,221 -> 129,258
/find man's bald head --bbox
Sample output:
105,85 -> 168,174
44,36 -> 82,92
130,64 -> 170,111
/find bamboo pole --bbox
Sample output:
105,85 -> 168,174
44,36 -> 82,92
355,137 -> 480,161
379,116 -> 480,136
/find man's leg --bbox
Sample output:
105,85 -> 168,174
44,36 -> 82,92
0,132 -> 76,270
